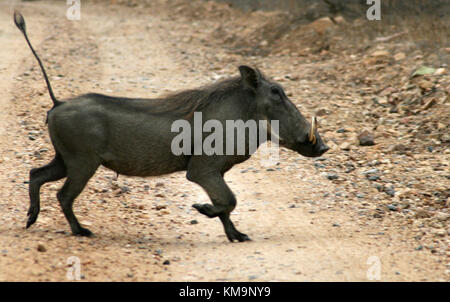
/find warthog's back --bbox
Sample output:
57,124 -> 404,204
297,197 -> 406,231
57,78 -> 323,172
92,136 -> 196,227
47,93 -> 190,176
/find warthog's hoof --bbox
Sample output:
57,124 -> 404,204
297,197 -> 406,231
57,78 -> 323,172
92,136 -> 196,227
26,206 -> 39,228
192,203 -> 251,242
226,230 -> 251,243
26,216 -> 38,229
73,227 -> 93,237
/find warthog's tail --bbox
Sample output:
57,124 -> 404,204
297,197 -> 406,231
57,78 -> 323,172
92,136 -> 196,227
14,11 -> 61,108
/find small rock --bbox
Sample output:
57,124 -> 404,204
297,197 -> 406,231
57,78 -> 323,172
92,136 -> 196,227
37,243 -> 46,252
358,130 -> 375,146
345,166 -> 355,173
388,144 -> 407,154
309,17 -> 334,35
373,208 -> 384,218
315,108 -> 329,116
440,133 -> 450,143
163,260 -> 170,265
389,105 -> 398,113
384,186 -> 395,197
190,220 -> 198,225
415,209 -> 431,219
437,122 -> 446,130
431,229 -> 446,237
159,209 -> 171,215
418,80 -> 433,91
367,175 -> 380,181
393,52 -> 406,61
433,212 -> 450,222
120,186 -> 131,194
340,142 -> 352,151
154,205 -> 167,211
387,204 -> 398,211
371,50 -> 390,58
326,173 -> 338,180
434,68 -> 446,75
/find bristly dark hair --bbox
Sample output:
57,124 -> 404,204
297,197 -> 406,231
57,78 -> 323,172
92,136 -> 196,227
156,69 -> 268,119
81,71 -> 267,120
160,76 -> 242,119
112,75 -> 260,119
79,77 -> 242,119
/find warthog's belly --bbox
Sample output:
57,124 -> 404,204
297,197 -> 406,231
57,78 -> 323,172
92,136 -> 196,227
102,154 -> 190,177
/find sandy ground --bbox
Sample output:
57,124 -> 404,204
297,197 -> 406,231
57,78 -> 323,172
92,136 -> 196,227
0,0 -> 447,281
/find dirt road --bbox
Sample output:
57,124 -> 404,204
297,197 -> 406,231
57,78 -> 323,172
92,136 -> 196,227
0,0 -> 447,281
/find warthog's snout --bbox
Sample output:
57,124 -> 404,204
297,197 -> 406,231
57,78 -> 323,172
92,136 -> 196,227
316,143 -> 330,156
289,116 -> 329,158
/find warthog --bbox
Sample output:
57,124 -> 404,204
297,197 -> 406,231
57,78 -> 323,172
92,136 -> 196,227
14,11 -> 329,242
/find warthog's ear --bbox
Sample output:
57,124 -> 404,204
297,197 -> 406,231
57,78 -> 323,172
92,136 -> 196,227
239,65 -> 260,91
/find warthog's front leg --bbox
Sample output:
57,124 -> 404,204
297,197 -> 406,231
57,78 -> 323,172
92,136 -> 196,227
187,169 -> 250,242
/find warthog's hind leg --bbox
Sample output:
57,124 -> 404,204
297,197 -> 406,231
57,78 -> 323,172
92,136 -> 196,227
28,154 -> 67,228
56,157 -> 99,236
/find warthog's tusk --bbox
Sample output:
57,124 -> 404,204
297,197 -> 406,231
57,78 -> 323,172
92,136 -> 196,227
309,116 -> 317,145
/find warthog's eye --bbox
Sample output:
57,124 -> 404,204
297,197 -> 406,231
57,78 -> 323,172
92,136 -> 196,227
271,86 -> 280,95
270,86 -> 282,102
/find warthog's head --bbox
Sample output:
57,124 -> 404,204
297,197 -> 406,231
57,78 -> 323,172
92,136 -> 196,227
239,65 -> 329,158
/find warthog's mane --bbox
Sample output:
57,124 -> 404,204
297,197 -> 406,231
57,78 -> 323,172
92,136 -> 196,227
159,76 -> 242,119
158,68 -> 267,118
79,69 -> 267,119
